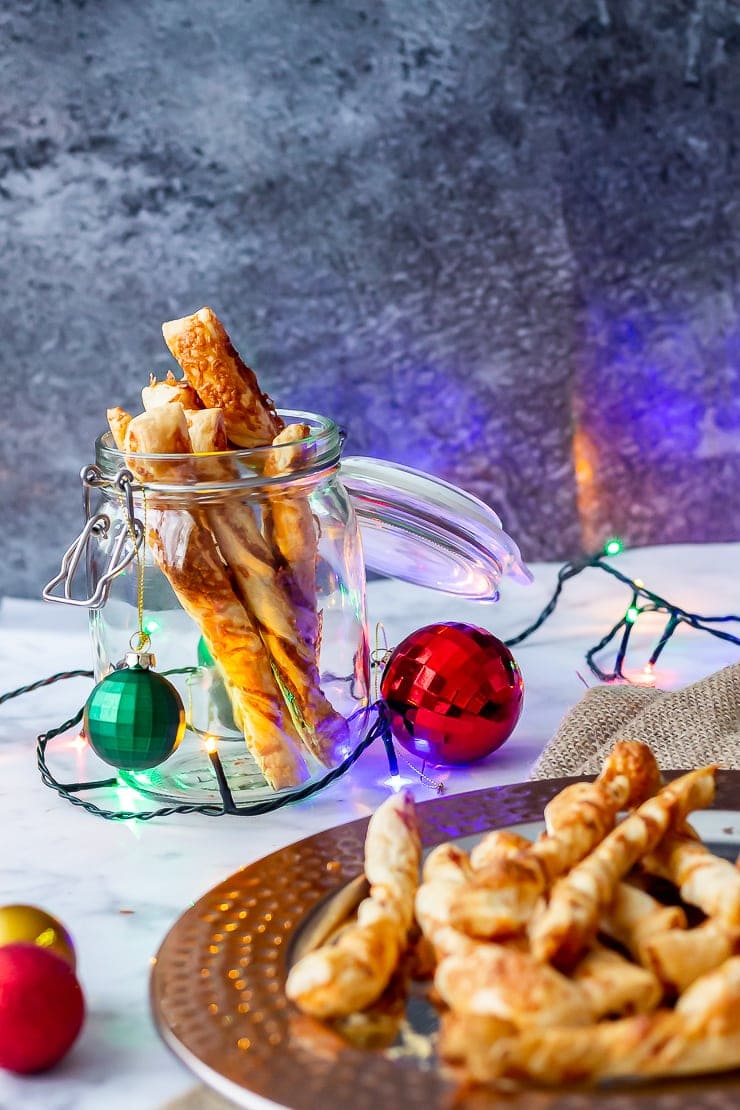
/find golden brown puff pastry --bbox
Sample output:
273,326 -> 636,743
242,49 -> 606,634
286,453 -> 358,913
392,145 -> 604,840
456,957 -> 740,1085
438,1011 -> 516,1069
107,404 -> 309,791
363,788 -> 422,935
536,741 -> 662,883
571,941 -> 662,1018
643,824 -> 740,933
415,843 -> 479,962
434,943 -> 593,1029
530,766 -> 716,969
141,370 -> 203,413
264,423 -> 320,614
595,736 -> 663,806
162,306 -> 284,447
183,407 -> 229,453
450,854 -> 544,939
262,423 -> 350,757
172,410 -> 348,768
641,919 -> 737,995
451,743 -> 661,942
107,406 -> 133,452
469,829 -> 531,870
285,790 -> 421,1018
599,880 -> 687,967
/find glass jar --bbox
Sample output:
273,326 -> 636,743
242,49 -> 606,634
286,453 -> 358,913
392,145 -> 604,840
49,409 -> 531,806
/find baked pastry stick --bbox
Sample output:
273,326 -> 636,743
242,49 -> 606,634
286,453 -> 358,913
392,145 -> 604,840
588,849 -> 728,998
364,789 -> 421,932
642,824 -> 740,932
162,306 -> 284,447
440,942 -> 662,1070
107,407 -> 134,455
571,942 -> 662,1018
142,384 -> 319,639
537,740 -> 662,877
177,408 -> 348,767
439,1012 -> 516,1071
631,825 -> 740,991
530,766 -> 716,969
434,943 -> 593,1029
469,829 -> 531,871
451,852 -> 545,939
433,919 -> 659,1027
415,844 -> 480,961
451,742 -> 661,939
160,310 -> 348,759
599,881 -> 687,965
465,825 -> 674,972
182,408 -> 255,735
106,404 -> 309,791
263,423 -> 319,616
449,957 -> 740,1085
183,408 -> 227,456
142,370 -> 203,413
641,920 -> 737,995
263,423 -> 325,716
285,790 -> 421,1018
424,842 -> 476,885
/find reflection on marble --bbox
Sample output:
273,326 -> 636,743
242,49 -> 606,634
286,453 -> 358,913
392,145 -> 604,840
0,547 -> 738,1108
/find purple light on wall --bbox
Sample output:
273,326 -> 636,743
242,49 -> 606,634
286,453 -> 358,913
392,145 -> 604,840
368,361 -> 496,475
579,304 -> 706,457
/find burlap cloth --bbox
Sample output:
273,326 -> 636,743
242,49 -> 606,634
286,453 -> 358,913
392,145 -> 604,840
532,662 -> 740,779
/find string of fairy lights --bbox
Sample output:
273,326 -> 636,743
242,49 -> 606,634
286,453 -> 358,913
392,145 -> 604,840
1,539 -> 738,819
33,702 -> 398,820
504,537 -> 740,683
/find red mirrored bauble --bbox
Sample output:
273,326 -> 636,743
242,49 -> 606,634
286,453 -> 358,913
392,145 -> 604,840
380,622 -> 524,765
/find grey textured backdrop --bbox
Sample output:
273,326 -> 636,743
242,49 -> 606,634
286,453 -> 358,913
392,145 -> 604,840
1,0 -> 739,599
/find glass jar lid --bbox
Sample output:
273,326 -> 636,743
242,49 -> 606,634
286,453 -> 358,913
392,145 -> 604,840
340,457 -> 533,601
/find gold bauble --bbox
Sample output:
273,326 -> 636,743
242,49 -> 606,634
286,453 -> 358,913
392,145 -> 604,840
0,905 -> 76,969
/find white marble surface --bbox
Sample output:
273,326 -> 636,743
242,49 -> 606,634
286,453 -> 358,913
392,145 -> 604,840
0,543 -> 738,1109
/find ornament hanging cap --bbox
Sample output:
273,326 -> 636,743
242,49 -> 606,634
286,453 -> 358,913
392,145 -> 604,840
125,630 -> 155,670
124,651 -> 155,669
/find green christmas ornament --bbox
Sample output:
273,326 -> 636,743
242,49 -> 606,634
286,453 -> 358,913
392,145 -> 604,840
197,636 -> 214,668
84,651 -> 185,771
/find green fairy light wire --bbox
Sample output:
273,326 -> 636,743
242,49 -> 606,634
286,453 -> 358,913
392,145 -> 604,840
505,545 -> 740,682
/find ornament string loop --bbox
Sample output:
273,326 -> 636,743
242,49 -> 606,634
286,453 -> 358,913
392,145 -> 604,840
119,484 -> 148,651
370,622 -> 392,701
129,630 -> 151,654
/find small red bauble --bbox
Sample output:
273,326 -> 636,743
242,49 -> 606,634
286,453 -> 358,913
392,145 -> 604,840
0,943 -> 85,1074
380,622 -> 524,766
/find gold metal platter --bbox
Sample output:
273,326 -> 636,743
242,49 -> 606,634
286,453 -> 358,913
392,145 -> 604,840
151,772 -> 740,1109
